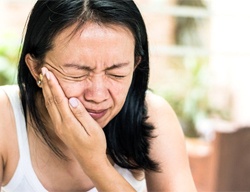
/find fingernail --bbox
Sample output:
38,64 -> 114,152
69,98 -> 78,108
41,67 -> 46,76
41,67 -> 50,80
46,71 -> 50,80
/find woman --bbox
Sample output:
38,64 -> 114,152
0,0 -> 197,191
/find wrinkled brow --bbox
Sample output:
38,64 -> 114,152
62,62 -> 130,71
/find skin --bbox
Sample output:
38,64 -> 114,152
0,22 -> 197,191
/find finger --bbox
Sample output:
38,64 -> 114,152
41,67 -> 68,122
41,67 -> 88,139
69,97 -> 102,136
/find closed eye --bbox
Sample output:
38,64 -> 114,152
110,74 -> 126,79
70,74 -> 88,79
66,74 -> 89,81
107,74 -> 127,79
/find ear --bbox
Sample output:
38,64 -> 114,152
134,56 -> 142,69
25,53 -> 41,80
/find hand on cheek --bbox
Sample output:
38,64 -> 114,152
40,67 -> 107,171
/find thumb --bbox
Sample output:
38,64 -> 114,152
68,97 -> 100,130
69,97 -> 80,108
69,97 -> 90,120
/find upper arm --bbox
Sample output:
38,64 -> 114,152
0,89 -> 10,186
0,154 -> 3,186
145,92 -> 196,191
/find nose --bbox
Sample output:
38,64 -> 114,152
84,75 -> 109,104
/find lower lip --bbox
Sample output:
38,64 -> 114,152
88,110 -> 108,120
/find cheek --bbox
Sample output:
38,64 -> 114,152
58,80 -> 84,98
58,76 -> 133,100
109,79 -> 132,103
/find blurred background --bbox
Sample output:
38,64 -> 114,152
1,0 -> 250,191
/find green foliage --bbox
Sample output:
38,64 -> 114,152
0,34 -> 20,85
156,57 -> 230,138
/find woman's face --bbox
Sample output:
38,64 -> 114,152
43,22 -> 136,128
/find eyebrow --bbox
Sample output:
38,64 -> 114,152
106,62 -> 130,70
63,63 -> 92,71
63,62 -> 130,71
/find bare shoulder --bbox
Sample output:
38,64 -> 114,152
145,91 -> 185,155
0,87 -> 16,184
145,91 -> 196,191
0,88 -> 11,150
145,91 -> 181,133
0,88 -> 10,184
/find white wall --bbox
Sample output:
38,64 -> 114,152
210,0 -> 250,124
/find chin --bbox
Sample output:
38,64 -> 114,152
99,122 -> 108,129
97,115 -> 116,129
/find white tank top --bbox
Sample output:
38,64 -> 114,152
1,85 -> 146,192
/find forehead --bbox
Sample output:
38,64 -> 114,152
46,21 -> 136,69
52,21 -> 135,48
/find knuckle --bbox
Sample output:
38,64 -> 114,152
45,95 -> 63,108
73,108 -> 84,118
54,95 -> 63,106
45,96 -> 55,108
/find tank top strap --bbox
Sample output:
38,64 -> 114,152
1,85 -> 47,192
2,85 -> 27,161
1,85 -> 145,192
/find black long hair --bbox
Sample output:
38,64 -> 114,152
18,0 -> 159,172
